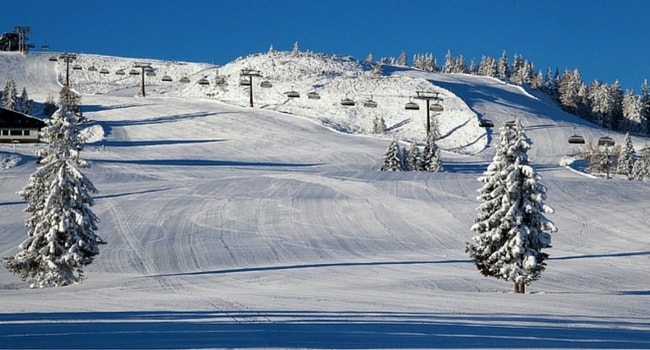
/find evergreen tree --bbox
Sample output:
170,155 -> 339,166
407,142 -> 422,171
631,148 -> 650,181
422,132 -> 443,172
292,41 -> 300,55
372,62 -> 383,78
20,87 -> 31,115
59,86 -> 83,122
381,137 -> 402,171
4,107 -> 104,288
372,115 -> 386,134
616,132 -> 635,178
620,90 -> 646,135
641,80 -> 650,135
466,120 -> 556,293
497,50 -> 510,81
396,51 -> 407,66
364,52 -> 373,63
558,69 -> 585,116
3,80 -> 18,110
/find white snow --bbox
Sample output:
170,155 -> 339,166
1,50 -> 649,349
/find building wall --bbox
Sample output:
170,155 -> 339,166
0,127 -> 40,143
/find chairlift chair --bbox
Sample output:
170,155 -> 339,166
146,71 -> 156,77
286,90 -> 300,98
364,99 -> 378,108
115,69 -> 125,75
48,56 -> 58,62
341,98 -> 355,106
260,80 -> 272,88
307,91 -> 320,99
198,78 -> 210,86
88,66 -> 97,72
180,76 -> 190,83
505,120 -> 517,128
568,128 -> 585,144
72,64 -> 82,70
129,69 -> 140,75
405,101 -> 420,110
162,75 -> 173,82
41,44 -> 50,51
429,103 -> 444,112
598,136 -> 615,147
478,119 -> 494,128
240,78 -> 251,86
99,68 -> 110,74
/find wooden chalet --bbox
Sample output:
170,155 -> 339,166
0,107 -> 45,143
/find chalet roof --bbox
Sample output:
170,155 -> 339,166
0,107 -> 46,129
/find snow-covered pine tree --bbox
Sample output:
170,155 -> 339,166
372,62 -> 382,78
466,120 -> 556,293
3,80 -> 18,110
364,53 -> 373,63
20,87 -> 31,115
4,107 -> 104,288
399,147 -> 410,171
292,41 -> 300,55
631,148 -> 650,181
407,142 -> 422,171
497,50 -> 510,81
422,132 -> 443,172
381,137 -> 402,171
59,85 -> 83,122
372,115 -> 386,134
616,132 -> 635,178
396,51 -> 407,66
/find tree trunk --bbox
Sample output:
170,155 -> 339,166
514,282 -> 525,294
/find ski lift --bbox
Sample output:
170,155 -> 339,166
505,120 -> 517,128
307,91 -> 320,99
88,66 -> 97,72
286,90 -> 300,98
180,76 -> 190,83
48,56 -> 58,62
129,69 -> 140,75
429,103 -> 444,112
260,80 -> 272,88
405,100 -> 420,110
162,75 -> 173,82
72,64 -> 82,70
568,128 -> 585,144
146,71 -> 156,77
478,119 -> 494,128
240,77 -> 251,86
41,44 -> 50,51
215,77 -> 227,86
341,97 -> 355,106
197,77 -> 210,85
364,96 -> 378,108
598,136 -> 615,147
115,69 -> 125,75
99,68 -> 110,74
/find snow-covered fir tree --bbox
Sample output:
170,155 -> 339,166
59,85 -> 83,122
466,120 -> 556,293
396,51 -> 407,66
631,148 -> 650,181
372,62 -> 382,78
497,50 -> 510,81
364,53 -> 373,63
43,93 -> 57,117
381,137 -> 402,171
372,115 -> 386,134
292,41 -> 300,55
422,132 -> 443,172
20,87 -> 31,115
616,132 -> 635,178
3,80 -> 18,110
407,142 -> 422,171
3,107 -> 104,288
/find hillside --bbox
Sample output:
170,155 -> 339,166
1,51 -> 649,349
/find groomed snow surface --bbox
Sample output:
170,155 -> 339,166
1,51 -> 649,349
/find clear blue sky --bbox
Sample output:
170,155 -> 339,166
3,0 -> 649,92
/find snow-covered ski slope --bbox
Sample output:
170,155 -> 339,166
1,51 -> 649,349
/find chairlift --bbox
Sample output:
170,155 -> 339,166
286,90 -> 300,98
429,103 -> 444,112
41,44 -> 50,51
88,66 -> 97,72
341,97 -> 355,106
260,80 -> 272,88
240,78 -> 251,86
598,136 -> 615,147
162,75 -> 173,82
146,71 -> 156,77
115,69 -> 125,75
478,119 -> 494,128
568,128 -> 585,144
48,56 -> 58,62
364,98 -> 378,108
72,64 -> 82,70
405,100 -> 420,110
180,76 -> 190,83
215,77 -> 227,86
307,91 -> 321,99
99,68 -> 110,74
197,78 -> 210,86
129,69 -> 140,75
505,120 -> 517,127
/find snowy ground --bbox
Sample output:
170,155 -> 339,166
1,51 -> 649,349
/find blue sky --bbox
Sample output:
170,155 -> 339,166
3,0 -> 650,92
